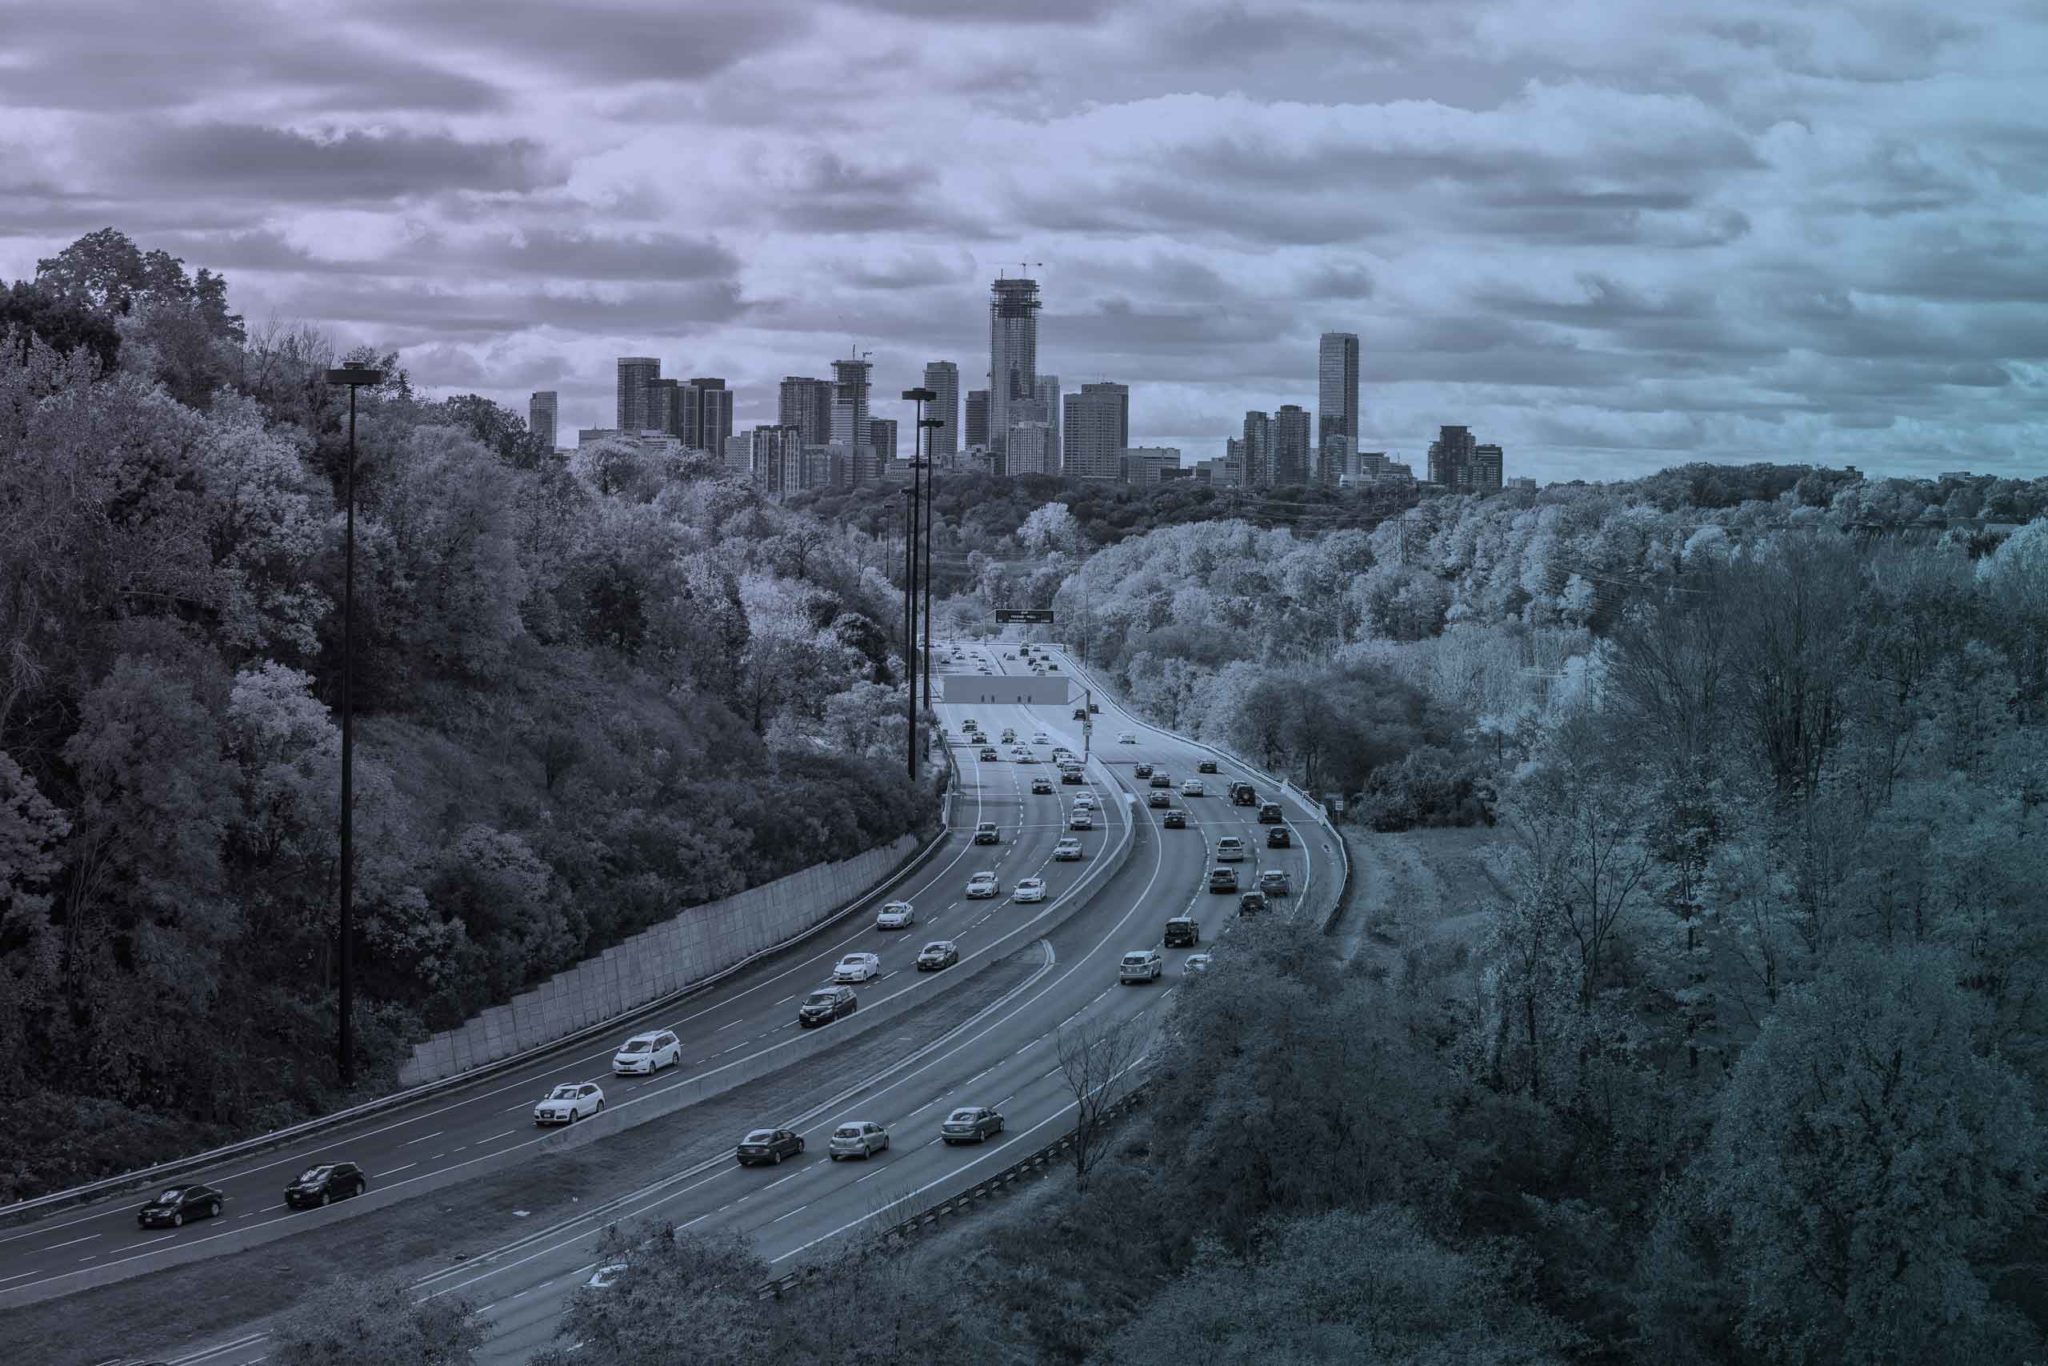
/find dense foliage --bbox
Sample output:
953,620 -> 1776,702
0,232 -> 930,1198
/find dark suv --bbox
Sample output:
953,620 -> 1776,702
799,985 -> 857,1027
1239,891 -> 1267,916
137,1183 -> 224,1228
1163,916 -> 1200,948
1258,802 -> 1284,824
1268,825 -> 1291,848
1197,759 -> 1218,774
1230,782 -> 1258,806
285,1161 -> 366,1209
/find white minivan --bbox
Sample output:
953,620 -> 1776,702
1215,836 -> 1246,862
611,1030 -> 682,1075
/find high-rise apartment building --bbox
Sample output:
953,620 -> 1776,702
1034,375 -> 1061,470
1428,425 -> 1477,489
870,417 -> 899,463
923,361 -> 960,462
1005,420 -> 1055,476
528,391 -> 558,449
988,276 -> 1040,454
1241,411 -> 1274,488
830,355 -> 872,454
616,356 -> 660,432
679,377 -> 732,458
1274,405 -> 1311,486
1062,382 -> 1129,482
1317,332 -> 1359,482
1472,443 -> 1504,493
649,376 -> 680,436
965,389 -> 990,448
743,424 -> 806,499
779,376 -> 834,448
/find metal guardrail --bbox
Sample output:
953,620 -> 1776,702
758,1083 -> 1152,1300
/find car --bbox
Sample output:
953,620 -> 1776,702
1032,733 -> 1050,744
1046,662 -> 1060,670
1258,802 -> 1285,824
1061,767 -> 1085,784
1119,948 -> 1164,983
974,821 -> 1001,845
736,1128 -> 805,1166
1134,762 -> 1153,779
1068,810 -> 1094,831
1184,952 -> 1215,975
1230,782 -> 1258,806
1074,790 -> 1097,810
979,746 -> 999,761
534,1082 -> 606,1126
1268,826 -> 1292,848
1162,810 -> 1188,829
1209,866 -> 1239,893
829,1121 -> 891,1160
587,1261 -> 631,1290
1215,835 -> 1246,862
1089,701 -> 1101,713
1052,747 -> 1074,762
798,985 -> 858,1026
833,952 -> 881,983
962,718 -> 978,731
1146,790 -> 1171,808
1180,779 -> 1205,797
284,1161 -> 368,1208
1164,915 -> 1200,948
1073,707 -> 1088,720
611,1029 -> 682,1074
1005,652 -> 1016,659
1259,870 -> 1292,897
967,871 -> 1002,898
1197,759 -> 1219,774
941,1106 -> 1005,1144
1053,836 -> 1084,861
137,1183 -> 225,1229
1148,772 -> 1170,789
876,900 -> 916,929
917,940 -> 960,971
1015,876 -> 1047,903
1239,891 -> 1268,915
1118,732 -> 1137,744
1001,728 -> 1017,742
977,667 -> 991,674
1031,777 -> 1055,795
1015,750 -> 1038,764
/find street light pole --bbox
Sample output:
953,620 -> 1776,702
901,388 -> 938,723
919,415 -> 943,708
901,485 -> 917,781
323,364 -> 383,1088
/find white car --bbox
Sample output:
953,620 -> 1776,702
876,900 -> 915,929
587,1261 -> 630,1290
534,1081 -> 605,1126
833,952 -> 881,983
966,872 -> 1001,899
1031,733 -> 1050,745
611,1030 -> 682,1075
1118,732 -> 1137,744
1069,810 -> 1094,831
1184,953 -> 1215,975
1053,837 -> 1084,861
1073,791 -> 1097,810
1012,748 -> 1036,764
1180,779 -> 1205,796
1014,877 -> 1047,903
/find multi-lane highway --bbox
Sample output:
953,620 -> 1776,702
23,640 -> 1341,1365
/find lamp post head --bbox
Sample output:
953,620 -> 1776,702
326,366 -> 385,388
918,418 -> 945,429
901,387 -> 937,402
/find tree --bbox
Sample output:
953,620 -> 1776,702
1055,1013 -> 1145,1186
0,281 -> 121,369
270,1273 -> 485,1366
538,1223 -> 772,1366
1018,499 -> 1081,552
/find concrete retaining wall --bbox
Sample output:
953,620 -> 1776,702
397,834 -> 922,1087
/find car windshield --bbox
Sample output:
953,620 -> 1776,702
805,991 -> 835,1006
947,1108 -> 980,1123
548,1084 -> 579,1100
1123,953 -> 1150,965
834,1125 -> 863,1138
153,1187 -> 186,1203
296,1166 -> 332,1183
620,1040 -> 650,1053
743,1130 -> 776,1144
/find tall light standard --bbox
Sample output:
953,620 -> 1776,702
901,484 -> 917,781
918,415 -> 943,707
324,363 -> 381,1087
902,388 -> 938,710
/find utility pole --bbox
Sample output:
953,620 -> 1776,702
902,485 -> 917,781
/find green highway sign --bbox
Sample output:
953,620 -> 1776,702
995,609 -> 1055,624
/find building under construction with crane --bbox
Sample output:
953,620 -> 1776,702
988,271 -> 1041,462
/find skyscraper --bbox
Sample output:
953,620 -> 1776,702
649,376 -> 680,436
965,389 -> 990,448
1317,332 -> 1359,482
680,377 -> 732,458
870,417 -> 899,462
528,391 -> 557,449
616,357 -> 660,432
988,276 -> 1040,455
831,355 -> 872,454
1241,411 -> 1273,488
1034,375 -> 1061,471
1274,405 -> 1311,486
923,361 -> 960,462
1063,382 -> 1129,482
1005,420 -> 1055,476
1472,443 -> 1504,493
1427,425 -> 1476,488
779,376 -> 834,447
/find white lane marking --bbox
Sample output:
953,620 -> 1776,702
403,1131 -> 443,1146
477,1129 -> 514,1144
769,1204 -> 810,1225
381,1163 -> 418,1177
45,1233 -> 99,1251
716,1019 -> 743,1031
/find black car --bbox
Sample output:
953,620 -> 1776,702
1162,810 -> 1188,829
1197,759 -> 1219,774
799,985 -> 857,1027
1268,825 -> 1292,847
917,940 -> 960,971
1134,762 -> 1153,779
1089,701 -> 1100,713
137,1183 -> 224,1228
1163,916 -> 1200,948
1258,802 -> 1284,824
285,1161 -> 366,1209
1239,891 -> 1268,916
1073,707 -> 1087,720
736,1128 -> 805,1166
1062,768 -> 1084,784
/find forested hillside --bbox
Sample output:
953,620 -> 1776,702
0,231 -> 929,1198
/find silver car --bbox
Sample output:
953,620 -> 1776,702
829,1121 -> 890,1160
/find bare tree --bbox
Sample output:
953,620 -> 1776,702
1056,1013 -> 1145,1186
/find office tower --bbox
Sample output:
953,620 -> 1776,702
923,361 -> 960,462
1428,425 -> 1476,489
988,276 -> 1040,454
615,357 -> 660,432
743,424 -> 806,499
1473,443 -> 1504,493
779,376 -> 834,448
528,391 -> 558,449
1241,411 -> 1273,488
1005,420 -> 1055,476
965,389 -> 990,448
1034,375 -> 1061,469
1062,382 -> 1129,482
1274,405 -> 1311,486
1122,447 -> 1182,485
830,355 -> 872,454
679,377 -> 732,458
870,417 -> 899,463
648,377 -> 680,435
1317,332 -> 1359,481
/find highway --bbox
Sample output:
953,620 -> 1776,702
32,640 -> 1342,1365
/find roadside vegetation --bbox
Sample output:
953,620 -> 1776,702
0,230 -> 930,1199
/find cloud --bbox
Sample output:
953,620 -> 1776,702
382,0 -> 807,80
117,124 -> 562,202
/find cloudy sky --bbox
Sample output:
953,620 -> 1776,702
1,0 -> 2042,482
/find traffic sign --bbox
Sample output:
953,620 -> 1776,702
994,609 -> 1054,624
